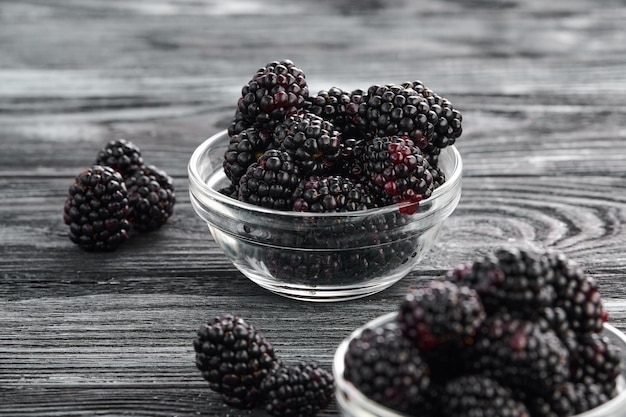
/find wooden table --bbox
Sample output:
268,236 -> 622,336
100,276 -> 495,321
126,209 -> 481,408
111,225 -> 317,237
2,0 -> 625,415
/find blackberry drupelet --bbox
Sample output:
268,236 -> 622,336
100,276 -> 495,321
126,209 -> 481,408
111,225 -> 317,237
343,323 -> 431,414
223,127 -> 276,186
260,362 -> 334,417
238,149 -> 301,210
437,374 -> 530,417
401,80 -> 463,150
125,165 -> 175,231
362,135 -> 434,212
63,165 -> 131,251
446,247 -> 559,318
95,139 -> 144,177
237,59 -> 309,132
570,332 -> 621,398
398,280 -> 485,352
292,175 -> 374,212
357,84 -> 435,150
306,87 -> 366,137
468,314 -> 571,394
193,314 -> 279,409
275,113 -> 343,175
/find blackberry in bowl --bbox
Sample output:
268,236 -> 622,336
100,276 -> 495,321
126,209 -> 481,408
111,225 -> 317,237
333,248 -> 626,416
187,129 -> 462,302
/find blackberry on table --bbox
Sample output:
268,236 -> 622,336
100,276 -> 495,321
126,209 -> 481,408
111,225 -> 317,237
237,149 -> 301,210
125,165 -> 175,231
63,165 -> 131,251
260,362 -> 334,417
436,374 -> 530,417
292,175 -> 374,212
343,323 -> 431,414
275,113 -> 343,175
237,59 -> 309,132
362,135 -> 434,211
223,127 -> 276,186
95,139 -> 144,177
193,314 -> 279,409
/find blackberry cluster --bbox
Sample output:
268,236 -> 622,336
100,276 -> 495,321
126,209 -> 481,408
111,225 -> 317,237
292,175 -> 374,213
343,247 -> 622,417
221,59 -> 463,213
63,139 -> 175,250
193,314 -> 334,416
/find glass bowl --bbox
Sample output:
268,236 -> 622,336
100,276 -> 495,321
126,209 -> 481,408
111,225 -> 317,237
188,130 -> 462,302
333,312 -> 626,417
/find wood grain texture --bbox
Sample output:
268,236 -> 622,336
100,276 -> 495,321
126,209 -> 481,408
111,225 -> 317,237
1,0 -> 626,415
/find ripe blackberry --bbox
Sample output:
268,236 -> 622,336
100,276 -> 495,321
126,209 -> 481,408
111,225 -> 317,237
227,109 -> 252,137
125,165 -> 175,231
437,374 -> 530,417
362,135 -> 434,212
237,60 -> 309,131
398,280 -> 485,352
548,252 -> 608,334
193,314 -> 279,409
306,87 -> 366,137
223,127 -> 276,186
357,84 -> 435,151
343,323 -> 431,414
63,165 -> 131,251
260,362 -> 334,417
238,149 -> 301,210
468,314 -> 570,394
95,139 -> 144,177
292,175 -> 374,212
570,332 -> 621,398
275,113 -> 343,175
401,80 -> 463,149
446,247 -> 558,318
524,381 -> 611,417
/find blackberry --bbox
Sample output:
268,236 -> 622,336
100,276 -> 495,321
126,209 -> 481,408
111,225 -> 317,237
357,84 -> 435,151
570,332 -> 621,398
362,135 -> 434,212
524,382 -> 610,417
275,113 -> 343,175
63,165 -> 131,251
260,362 -> 334,417
306,87 -> 366,137
398,280 -> 485,352
446,247 -> 558,318
343,323 -> 431,414
227,109 -> 252,137
193,314 -> 279,409
95,139 -> 144,177
468,314 -> 570,394
548,252 -> 608,334
125,165 -> 175,231
223,127 -> 276,186
401,80 -> 463,149
237,59 -> 309,131
238,149 -> 301,210
436,374 -> 530,417
292,175 -> 374,212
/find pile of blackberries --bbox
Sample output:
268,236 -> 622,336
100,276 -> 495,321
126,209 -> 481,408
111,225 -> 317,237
221,59 -> 463,214
63,139 -> 175,251
193,314 -> 334,417
344,247 -> 622,417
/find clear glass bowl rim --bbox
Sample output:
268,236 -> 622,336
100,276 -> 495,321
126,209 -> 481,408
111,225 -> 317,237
333,312 -> 626,417
188,129 -> 463,220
